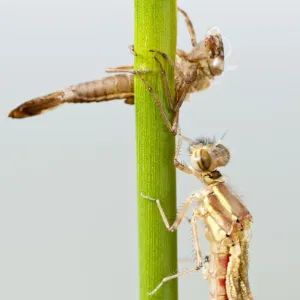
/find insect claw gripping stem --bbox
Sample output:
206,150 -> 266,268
140,192 -> 176,232
128,44 -> 137,56
140,192 -> 158,203
148,265 -> 203,296
152,55 -> 175,113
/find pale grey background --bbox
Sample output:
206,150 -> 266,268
0,0 -> 298,299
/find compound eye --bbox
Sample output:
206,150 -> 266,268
214,144 -> 230,167
208,56 -> 224,76
199,149 -> 211,170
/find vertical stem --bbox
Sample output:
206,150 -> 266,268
134,1 -> 177,300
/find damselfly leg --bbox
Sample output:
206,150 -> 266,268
141,192 -> 204,296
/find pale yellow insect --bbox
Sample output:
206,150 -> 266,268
142,134 -> 253,300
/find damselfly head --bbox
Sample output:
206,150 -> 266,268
189,139 -> 230,172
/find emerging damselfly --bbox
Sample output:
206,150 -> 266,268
142,134 -> 253,300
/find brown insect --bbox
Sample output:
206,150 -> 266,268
8,7 -> 224,123
142,135 -> 253,300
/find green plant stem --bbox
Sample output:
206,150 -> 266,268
134,1 -> 178,300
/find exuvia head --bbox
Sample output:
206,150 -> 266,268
205,27 -> 224,59
188,138 -> 230,173
205,27 -> 224,76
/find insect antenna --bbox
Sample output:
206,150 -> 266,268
217,130 -> 228,144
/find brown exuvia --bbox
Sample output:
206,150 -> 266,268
8,8 -> 224,120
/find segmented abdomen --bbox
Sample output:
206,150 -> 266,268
64,74 -> 134,103
8,74 -> 134,118
207,242 -> 230,300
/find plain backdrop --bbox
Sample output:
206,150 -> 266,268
0,0 -> 299,299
